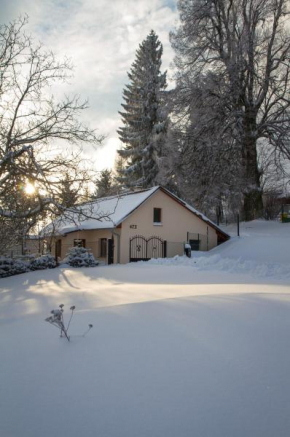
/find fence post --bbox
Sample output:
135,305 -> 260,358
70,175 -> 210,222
163,241 -> 167,258
237,213 -> 240,236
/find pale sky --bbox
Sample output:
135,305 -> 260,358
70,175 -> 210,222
0,0 -> 178,171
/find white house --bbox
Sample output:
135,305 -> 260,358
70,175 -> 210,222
43,186 -> 230,264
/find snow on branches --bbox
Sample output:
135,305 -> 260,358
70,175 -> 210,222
117,30 -> 168,188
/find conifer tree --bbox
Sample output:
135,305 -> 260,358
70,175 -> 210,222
117,30 -> 168,188
58,173 -> 80,208
93,169 -> 114,198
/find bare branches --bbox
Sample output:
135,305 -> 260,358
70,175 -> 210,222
0,17 -> 103,224
170,0 -> 290,219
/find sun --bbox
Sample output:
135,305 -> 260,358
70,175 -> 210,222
25,182 -> 36,195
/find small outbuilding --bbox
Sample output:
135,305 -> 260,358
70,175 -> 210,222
43,186 -> 230,264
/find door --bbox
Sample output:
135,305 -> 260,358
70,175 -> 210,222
55,239 -> 62,260
108,238 -> 114,265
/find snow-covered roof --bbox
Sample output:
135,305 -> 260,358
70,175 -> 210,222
42,186 -> 229,238
42,187 -> 159,235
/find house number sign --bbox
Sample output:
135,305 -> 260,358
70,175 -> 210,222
130,224 -> 137,229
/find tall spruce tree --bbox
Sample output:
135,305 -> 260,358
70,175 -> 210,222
117,30 -> 168,188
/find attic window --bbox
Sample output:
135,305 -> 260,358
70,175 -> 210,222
153,208 -> 162,224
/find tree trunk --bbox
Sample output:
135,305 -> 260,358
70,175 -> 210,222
242,110 -> 263,221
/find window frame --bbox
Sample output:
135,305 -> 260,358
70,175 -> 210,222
153,207 -> 162,224
73,239 -> 86,248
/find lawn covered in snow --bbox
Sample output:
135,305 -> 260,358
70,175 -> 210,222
0,220 -> 290,437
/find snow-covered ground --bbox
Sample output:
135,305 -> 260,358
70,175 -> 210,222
0,220 -> 290,437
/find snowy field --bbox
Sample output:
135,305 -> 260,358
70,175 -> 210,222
1,220 -> 290,437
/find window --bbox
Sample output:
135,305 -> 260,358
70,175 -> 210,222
74,239 -> 86,248
153,208 -> 162,223
100,238 -> 107,257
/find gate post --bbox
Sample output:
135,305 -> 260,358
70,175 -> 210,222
163,240 -> 167,258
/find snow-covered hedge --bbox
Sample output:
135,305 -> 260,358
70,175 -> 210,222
0,254 -> 57,278
0,257 -> 30,278
63,246 -> 99,268
29,254 -> 56,270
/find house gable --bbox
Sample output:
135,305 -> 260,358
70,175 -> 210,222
118,188 -> 223,263
117,186 -> 229,241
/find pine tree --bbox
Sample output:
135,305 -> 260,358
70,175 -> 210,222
117,30 -> 168,188
58,173 -> 79,208
93,169 -> 114,198
114,154 -> 126,183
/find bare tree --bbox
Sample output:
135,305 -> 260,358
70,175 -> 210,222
171,0 -> 290,220
0,17 -> 103,224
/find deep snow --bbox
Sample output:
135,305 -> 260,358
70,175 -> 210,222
0,220 -> 290,437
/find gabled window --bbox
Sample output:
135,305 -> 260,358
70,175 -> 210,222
153,208 -> 162,223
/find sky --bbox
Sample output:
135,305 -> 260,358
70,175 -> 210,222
0,0 -> 179,171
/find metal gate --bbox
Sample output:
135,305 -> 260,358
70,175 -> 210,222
129,235 -> 166,262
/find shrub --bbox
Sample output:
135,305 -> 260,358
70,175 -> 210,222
30,254 -> 56,270
0,257 -> 29,278
63,246 -> 99,267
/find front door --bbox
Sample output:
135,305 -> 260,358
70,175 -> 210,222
55,239 -> 62,260
108,238 -> 114,265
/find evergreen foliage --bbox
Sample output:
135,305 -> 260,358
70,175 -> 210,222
63,246 -> 99,268
0,257 -> 30,278
93,169 -> 115,198
30,254 -> 56,270
117,30 -> 168,188
0,253 -> 57,278
58,173 -> 80,208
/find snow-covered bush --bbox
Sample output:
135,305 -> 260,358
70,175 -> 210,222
0,257 -> 30,278
63,246 -> 99,267
30,254 -> 56,270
